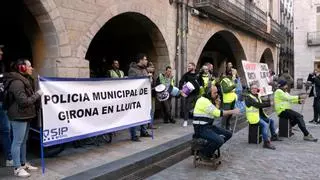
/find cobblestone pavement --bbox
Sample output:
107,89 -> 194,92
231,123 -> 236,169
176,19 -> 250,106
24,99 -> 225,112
0,119 -> 193,180
149,95 -> 320,180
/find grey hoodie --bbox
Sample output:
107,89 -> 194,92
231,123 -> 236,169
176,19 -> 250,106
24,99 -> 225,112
4,72 -> 41,121
128,62 -> 148,77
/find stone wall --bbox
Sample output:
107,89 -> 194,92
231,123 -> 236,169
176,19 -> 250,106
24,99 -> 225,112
25,0 -> 278,78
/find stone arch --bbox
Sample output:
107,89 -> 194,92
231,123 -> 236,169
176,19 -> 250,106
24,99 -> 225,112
260,48 -> 274,71
194,29 -> 247,79
76,3 -> 171,75
24,0 -> 69,76
83,12 -> 170,77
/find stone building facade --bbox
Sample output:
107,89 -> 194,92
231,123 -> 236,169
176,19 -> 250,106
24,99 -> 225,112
1,0 -> 285,78
294,0 -> 320,83
279,0 -> 294,79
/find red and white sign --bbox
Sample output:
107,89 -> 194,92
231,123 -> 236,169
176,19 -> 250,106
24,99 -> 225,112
242,61 -> 273,96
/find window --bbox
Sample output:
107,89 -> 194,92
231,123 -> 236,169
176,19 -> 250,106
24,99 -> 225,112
317,6 -> 320,13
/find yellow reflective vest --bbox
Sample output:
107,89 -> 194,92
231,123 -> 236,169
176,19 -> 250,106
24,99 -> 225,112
220,77 -> 237,103
193,97 -> 222,123
274,89 -> 299,115
199,74 -> 210,95
109,69 -> 124,78
245,94 -> 261,124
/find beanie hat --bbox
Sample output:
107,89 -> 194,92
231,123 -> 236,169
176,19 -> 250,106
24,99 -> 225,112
278,80 -> 287,87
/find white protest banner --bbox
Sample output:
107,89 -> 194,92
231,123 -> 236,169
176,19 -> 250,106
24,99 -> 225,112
39,77 -> 151,147
242,61 -> 273,96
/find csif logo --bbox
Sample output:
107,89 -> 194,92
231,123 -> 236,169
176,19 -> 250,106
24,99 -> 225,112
43,127 -> 69,142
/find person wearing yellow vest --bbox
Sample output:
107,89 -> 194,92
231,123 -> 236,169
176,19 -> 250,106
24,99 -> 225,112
156,66 -> 176,124
198,65 -> 212,96
219,70 -> 237,131
245,84 -> 280,150
274,80 -> 317,142
108,60 -> 124,78
193,84 -> 240,160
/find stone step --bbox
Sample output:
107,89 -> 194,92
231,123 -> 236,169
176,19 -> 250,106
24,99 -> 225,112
63,115 -> 249,180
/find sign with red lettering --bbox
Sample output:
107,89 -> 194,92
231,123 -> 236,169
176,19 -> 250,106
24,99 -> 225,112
242,61 -> 273,96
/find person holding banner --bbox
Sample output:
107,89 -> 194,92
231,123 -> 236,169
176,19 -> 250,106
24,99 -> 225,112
245,84 -> 281,150
4,59 -> 43,177
192,84 -> 240,160
128,53 -> 152,142
274,80 -> 318,142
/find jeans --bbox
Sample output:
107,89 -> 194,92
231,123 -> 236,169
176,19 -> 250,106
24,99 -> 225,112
313,97 -> 320,121
193,124 -> 232,157
11,121 -> 30,168
222,101 -> 235,130
258,117 -> 276,142
279,109 -> 309,136
130,125 -> 148,139
260,116 -> 276,137
0,103 -> 12,160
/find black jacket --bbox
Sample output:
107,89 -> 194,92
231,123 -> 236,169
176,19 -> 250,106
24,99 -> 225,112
244,93 -> 270,118
179,71 -> 200,95
308,73 -> 320,98
0,62 -> 7,102
4,72 -> 41,121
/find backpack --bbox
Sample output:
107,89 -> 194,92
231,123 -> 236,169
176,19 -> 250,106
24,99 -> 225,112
2,80 -> 14,111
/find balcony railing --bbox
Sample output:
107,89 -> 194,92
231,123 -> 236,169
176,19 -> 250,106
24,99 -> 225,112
307,31 -> 320,46
270,19 -> 286,43
193,0 -> 284,44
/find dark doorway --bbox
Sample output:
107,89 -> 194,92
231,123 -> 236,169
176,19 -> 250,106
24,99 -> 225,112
0,0 -> 35,69
86,12 -> 166,77
197,31 -> 246,78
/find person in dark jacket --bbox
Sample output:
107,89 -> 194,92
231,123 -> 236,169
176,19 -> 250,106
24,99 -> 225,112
127,53 -> 152,142
4,59 -> 43,177
179,62 -> 200,127
146,61 -> 158,129
307,68 -> 320,123
0,45 -> 13,167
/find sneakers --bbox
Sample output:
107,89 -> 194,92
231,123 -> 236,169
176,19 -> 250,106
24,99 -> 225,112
14,167 -> 30,178
183,121 -> 188,127
22,163 -> 38,171
304,134 -> 318,142
263,141 -> 276,150
6,160 -> 13,167
309,120 -> 316,123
